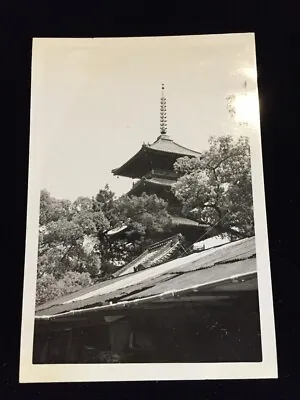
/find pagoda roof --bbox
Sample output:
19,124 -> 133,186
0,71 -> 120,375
170,215 -> 208,228
128,176 -> 175,196
144,177 -> 174,186
112,134 -> 201,178
146,134 -> 201,157
105,215 -> 208,242
112,234 -> 184,278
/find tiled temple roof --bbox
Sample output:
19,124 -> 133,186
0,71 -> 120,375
146,134 -> 201,157
170,215 -> 208,228
112,234 -> 184,278
127,176 -> 175,197
35,237 -> 256,320
112,134 -> 201,178
106,214 -> 208,242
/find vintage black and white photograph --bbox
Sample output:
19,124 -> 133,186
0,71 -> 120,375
20,33 -> 277,382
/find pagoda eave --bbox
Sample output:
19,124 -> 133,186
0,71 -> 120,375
170,215 -> 209,229
128,177 -> 175,196
111,147 -> 147,178
106,222 -> 210,249
112,139 -> 201,179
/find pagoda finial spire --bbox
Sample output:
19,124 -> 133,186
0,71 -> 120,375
160,83 -> 167,134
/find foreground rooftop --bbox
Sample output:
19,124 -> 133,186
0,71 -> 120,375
35,236 -> 257,323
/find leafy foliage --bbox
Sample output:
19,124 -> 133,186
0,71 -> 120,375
38,191 -> 109,280
94,192 -> 172,277
36,271 -> 92,306
36,188 -> 171,305
173,135 -> 254,239
114,193 -> 172,237
39,189 -> 72,225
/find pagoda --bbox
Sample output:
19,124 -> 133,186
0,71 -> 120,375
112,84 -> 210,244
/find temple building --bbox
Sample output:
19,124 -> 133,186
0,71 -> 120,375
33,236 -> 261,364
111,84 -> 210,245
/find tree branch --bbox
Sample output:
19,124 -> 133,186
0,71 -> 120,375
212,152 -> 244,170
217,224 -> 245,239
59,234 -> 83,262
203,203 -> 222,219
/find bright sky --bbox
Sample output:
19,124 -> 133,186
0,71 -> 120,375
30,33 -> 260,201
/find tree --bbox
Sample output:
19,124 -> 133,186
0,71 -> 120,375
114,193 -> 172,239
36,187 -> 172,304
172,135 -> 254,239
39,189 -> 72,225
38,192 -> 110,280
93,190 -> 172,276
36,192 -> 109,305
36,271 -> 92,306
95,184 -> 116,219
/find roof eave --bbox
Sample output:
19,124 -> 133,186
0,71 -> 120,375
146,145 -> 201,158
112,145 -> 201,177
35,270 -> 257,321
111,146 -> 148,177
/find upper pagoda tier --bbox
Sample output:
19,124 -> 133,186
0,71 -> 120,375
112,133 -> 201,179
108,84 -> 210,246
112,84 -> 201,178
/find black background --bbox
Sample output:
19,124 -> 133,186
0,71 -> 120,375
2,0 -> 299,398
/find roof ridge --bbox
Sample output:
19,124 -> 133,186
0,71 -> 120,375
166,139 -> 202,155
113,248 -> 150,277
146,140 -> 201,156
148,234 -> 182,250
151,240 -> 181,267
112,235 -> 181,277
